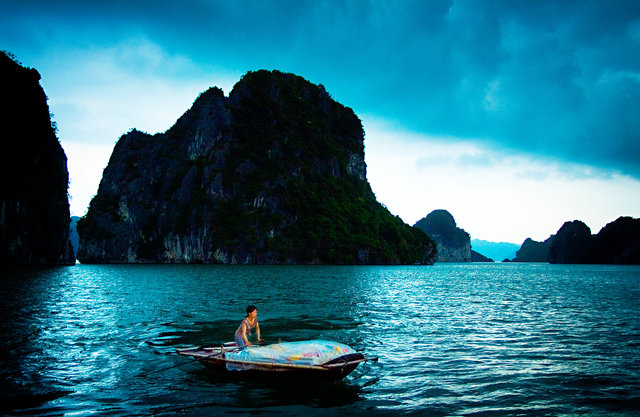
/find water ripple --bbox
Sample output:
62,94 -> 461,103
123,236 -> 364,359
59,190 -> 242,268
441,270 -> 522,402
1,264 -> 639,415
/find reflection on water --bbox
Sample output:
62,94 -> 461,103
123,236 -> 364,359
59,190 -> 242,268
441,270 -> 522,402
1,264 -> 639,415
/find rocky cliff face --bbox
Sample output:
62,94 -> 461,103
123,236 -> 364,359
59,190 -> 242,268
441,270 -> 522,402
77,70 -> 435,264
414,209 -> 470,262
0,52 -> 74,265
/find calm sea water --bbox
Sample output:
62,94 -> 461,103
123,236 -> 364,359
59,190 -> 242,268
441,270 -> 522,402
1,263 -> 639,416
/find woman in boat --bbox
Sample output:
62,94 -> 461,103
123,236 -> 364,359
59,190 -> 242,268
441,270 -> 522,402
235,305 -> 262,347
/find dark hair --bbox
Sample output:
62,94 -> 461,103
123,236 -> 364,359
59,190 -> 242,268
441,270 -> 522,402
246,305 -> 257,315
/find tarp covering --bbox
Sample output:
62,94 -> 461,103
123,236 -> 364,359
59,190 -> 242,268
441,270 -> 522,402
224,340 -> 355,371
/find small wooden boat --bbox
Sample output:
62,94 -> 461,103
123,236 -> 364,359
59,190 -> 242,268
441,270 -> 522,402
176,340 -> 377,381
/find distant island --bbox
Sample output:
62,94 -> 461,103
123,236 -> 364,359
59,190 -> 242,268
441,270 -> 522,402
411,209 -> 640,265
414,209 -> 484,262
512,237 -> 554,262
0,51 -> 74,265
512,217 -> 640,264
77,70 -> 436,264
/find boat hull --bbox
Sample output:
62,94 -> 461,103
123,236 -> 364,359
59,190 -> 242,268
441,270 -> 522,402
177,342 -> 368,381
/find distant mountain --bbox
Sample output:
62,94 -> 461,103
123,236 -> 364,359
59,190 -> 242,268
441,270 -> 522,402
69,216 -> 80,257
471,239 -> 519,262
0,51 -> 74,265
414,210 -> 470,262
77,70 -> 436,264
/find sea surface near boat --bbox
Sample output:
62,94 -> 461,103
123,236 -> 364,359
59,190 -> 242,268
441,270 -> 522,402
1,263 -> 639,416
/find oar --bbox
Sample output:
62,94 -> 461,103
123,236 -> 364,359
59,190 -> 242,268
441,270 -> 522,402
142,354 -> 213,377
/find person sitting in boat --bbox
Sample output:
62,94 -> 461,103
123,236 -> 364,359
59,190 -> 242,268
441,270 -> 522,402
235,305 -> 262,347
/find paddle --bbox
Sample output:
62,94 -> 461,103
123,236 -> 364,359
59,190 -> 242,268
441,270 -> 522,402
142,354 -> 212,377
141,343 -> 233,377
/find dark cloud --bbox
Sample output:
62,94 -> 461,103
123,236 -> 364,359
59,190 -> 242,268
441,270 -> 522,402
3,0 -> 639,176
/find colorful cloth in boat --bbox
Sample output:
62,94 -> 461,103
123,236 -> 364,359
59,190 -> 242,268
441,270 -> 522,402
225,340 -> 354,371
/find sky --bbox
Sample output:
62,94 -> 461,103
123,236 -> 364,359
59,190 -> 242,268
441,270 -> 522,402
2,0 -> 640,244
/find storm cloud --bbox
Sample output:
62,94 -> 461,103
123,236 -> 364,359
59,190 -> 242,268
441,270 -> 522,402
3,0 -> 640,176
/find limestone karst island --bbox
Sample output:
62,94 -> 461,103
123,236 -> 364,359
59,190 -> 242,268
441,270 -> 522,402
76,70 -> 436,264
